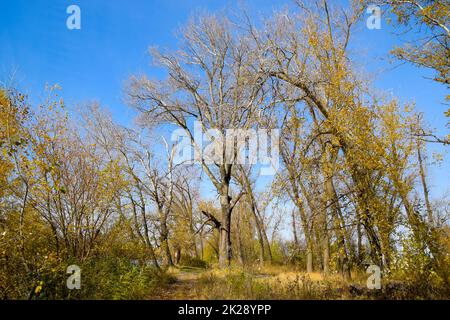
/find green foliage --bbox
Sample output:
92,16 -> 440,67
179,256 -> 209,269
16,256 -> 174,300
77,257 -> 171,300
389,230 -> 450,294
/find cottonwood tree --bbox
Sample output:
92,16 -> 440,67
244,1 -> 382,271
128,16 -> 266,267
242,0 -> 445,274
274,107 -> 318,273
371,0 -> 449,87
83,106 -> 170,269
170,168 -> 201,262
234,165 -> 273,265
362,0 -> 450,144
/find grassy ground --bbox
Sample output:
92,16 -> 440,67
153,266 -> 205,299
151,265 -> 449,300
151,265 -> 341,300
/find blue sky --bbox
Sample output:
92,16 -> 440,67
1,0 -> 448,200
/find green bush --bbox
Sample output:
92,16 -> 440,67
24,256 -> 174,300
179,256 -> 209,269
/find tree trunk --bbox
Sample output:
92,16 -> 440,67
254,211 -> 266,266
236,211 -> 245,265
246,188 -> 265,265
292,209 -> 299,247
137,195 -> 161,271
306,241 -> 314,273
321,229 -> 330,275
240,170 -> 270,265
357,218 -> 363,266
417,142 -> 433,224
160,211 -> 174,267
260,218 -> 273,263
219,183 -> 232,268
174,246 -> 181,265
326,168 -> 351,280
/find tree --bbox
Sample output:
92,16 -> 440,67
243,0 -> 445,275
375,0 -> 449,87
127,16 -> 266,267
364,0 -> 450,143
81,105 -> 164,269
234,165 -> 273,265
26,101 -> 121,261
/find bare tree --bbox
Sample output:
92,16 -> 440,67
127,16 -> 266,267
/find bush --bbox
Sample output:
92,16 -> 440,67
22,256 -> 175,300
76,257 -> 175,299
179,256 -> 209,269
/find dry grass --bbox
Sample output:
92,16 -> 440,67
151,264 -> 449,300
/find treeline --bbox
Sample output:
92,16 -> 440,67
1,0 -> 449,299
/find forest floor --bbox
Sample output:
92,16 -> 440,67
152,265 -> 328,300
150,264 -> 449,300
148,265 -> 450,300
153,266 -> 206,299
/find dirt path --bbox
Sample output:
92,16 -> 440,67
153,267 -> 205,300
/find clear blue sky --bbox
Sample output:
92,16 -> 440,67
1,0 -> 448,200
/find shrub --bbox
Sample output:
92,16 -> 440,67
179,256 -> 209,269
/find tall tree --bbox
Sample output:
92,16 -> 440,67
128,16 -> 266,267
